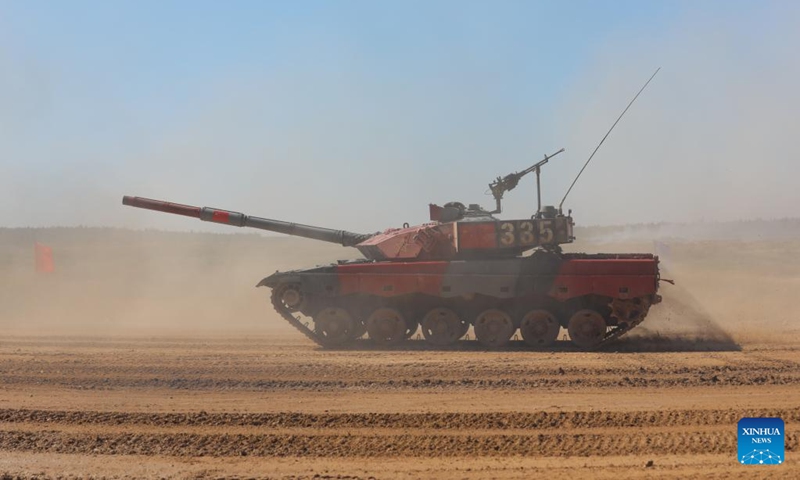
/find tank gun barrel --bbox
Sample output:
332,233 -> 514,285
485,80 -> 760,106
122,196 -> 372,247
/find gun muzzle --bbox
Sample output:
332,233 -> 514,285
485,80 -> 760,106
122,196 -> 202,218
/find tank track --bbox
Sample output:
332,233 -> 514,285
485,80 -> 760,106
270,287 -> 325,346
598,296 -> 658,348
596,323 -> 642,348
270,288 -> 655,350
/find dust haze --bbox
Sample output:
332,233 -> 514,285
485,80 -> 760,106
0,229 -> 355,336
3,223 -> 799,349
1,4 -> 799,232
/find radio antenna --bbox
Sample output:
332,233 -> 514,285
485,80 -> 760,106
559,67 -> 660,211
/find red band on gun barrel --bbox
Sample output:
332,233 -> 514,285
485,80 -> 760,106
211,210 -> 230,223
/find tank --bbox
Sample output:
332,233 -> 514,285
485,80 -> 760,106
122,149 -> 662,349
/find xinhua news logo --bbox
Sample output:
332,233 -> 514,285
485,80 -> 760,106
738,417 -> 784,465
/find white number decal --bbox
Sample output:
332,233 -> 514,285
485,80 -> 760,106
499,222 -> 515,245
518,221 -> 535,245
538,220 -> 554,244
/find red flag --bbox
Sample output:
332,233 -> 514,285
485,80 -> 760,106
35,243 -> 55,273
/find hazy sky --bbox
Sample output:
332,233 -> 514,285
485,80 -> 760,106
1,1 -> 798,233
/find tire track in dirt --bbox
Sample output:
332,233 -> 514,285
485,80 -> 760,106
1,336 -> 799,478
0,429 -> 796,458
1,408 -> 798,430
1,368 -> 797,390
2,408 -> 797,460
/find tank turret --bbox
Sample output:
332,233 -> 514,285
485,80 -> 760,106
123,149 -> 576,263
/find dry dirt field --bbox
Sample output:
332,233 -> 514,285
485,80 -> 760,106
1,227 -> 799,478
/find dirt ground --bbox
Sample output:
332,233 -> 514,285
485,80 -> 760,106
1,229 -> 799,478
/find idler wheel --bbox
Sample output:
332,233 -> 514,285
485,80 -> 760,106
519,309 -> 560,348
366,308 -> 408,345
473,309 -> 515,348
567,309 -> 607,348
276,284 -> 304,311
314,307 -> 356,346
421,308 -> 466,346
281,288 -> 302,309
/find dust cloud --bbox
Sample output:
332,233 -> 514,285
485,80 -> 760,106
567,227 -> 800,349
623,283 -> 739,351
3,224 -> 798,349
0,228 -> 357,337
546,3 -> 800,226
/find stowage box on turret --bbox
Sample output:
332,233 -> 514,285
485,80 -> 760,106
123,149 -> 662,349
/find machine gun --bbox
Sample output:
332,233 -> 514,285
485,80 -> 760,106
488,148 -> 564,215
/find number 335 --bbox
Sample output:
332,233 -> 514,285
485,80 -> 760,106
499,221 -> 548,246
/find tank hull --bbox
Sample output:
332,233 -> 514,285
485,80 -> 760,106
259,253 -> 661,349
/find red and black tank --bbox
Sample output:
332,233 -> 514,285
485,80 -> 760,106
122,151 -> 662,349
258,252 -> 660,348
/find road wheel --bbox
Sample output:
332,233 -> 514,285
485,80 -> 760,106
366,307 -> 408,345
519,309 -> 560,347
567,309 -> 607,348
421,307 -> 466,346
314,307 -> 356,346
473,309 -> 515,348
